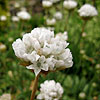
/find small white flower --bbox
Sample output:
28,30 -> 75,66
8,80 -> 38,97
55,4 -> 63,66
46,18 -> 56,26
78,4 -> 98,17
0,93 -> 11,100
12,16 -> 19,22
79,92 -> 86,99
0,15 -> 7,21
14,2 -> 20,8
63,0 -> 77,10
54,12 -> 63,20
17,10 -> 31,20
56,31 -> 68,41
42,1 -> 53,8
12,28 -> 73,76
0,43 -> 7,52
37,80 -> 63,100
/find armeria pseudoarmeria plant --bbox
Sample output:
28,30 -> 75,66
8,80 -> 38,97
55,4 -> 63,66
78,4 -> 98,36
78,4 -> 98,20
0,15 -> 7,21
63,0 -> 77,11
37,80 -> 63,100
54,11 -> 63,20
0,93 -> 11,100
56,31 -> 68,41
63,0 -> 77,30
46,18 -> 56,26
17,10 -> 31,20
12,28 -> 73,100
12,16 -> 19,22
42,0 -> 53,8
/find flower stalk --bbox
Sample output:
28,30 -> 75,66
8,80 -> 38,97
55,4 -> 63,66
30,72 -> 40,100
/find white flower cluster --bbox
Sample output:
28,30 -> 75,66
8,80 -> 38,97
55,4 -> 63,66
37,80 -> 63,100
46,18 -> 56,26
14,2 -> 20,8
12,28 -> 73,76
56,31 -> 68,41
17,10 -> 31,20
78,4 -> 98,17
63,0 -> 77,10
0,15 -> 7,21
54,12 -> 63,20
12,16 -> 19,22
42,1 -> 53,8
0,93 -> 11,100
42,0 -> 60,6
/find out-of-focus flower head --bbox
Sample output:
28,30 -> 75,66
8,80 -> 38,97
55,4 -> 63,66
0,15 -> 7,21
12,16 -> 19,22
37,80 -> 63,100
12,28 -> 73,76
14,2 -> 20,8
0,43 -> 7,52
54,12 -> 63,20
0,93 -> 11,100
79,92 -> 86,99
56,31 -> 68,41
42,1 -> 53,8
17,9 -> 31,20
78,4 -> 98,19
8,37 -> 14,42
63,0 -> 77,10
46,18 -> 56,26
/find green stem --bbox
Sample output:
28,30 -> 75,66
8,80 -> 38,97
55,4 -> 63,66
77,20 -> 87,45
30,73 -> 40,100
64,10 -> 71,31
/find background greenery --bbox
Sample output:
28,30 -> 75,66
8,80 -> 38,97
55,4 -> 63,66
0,0 -> 100,100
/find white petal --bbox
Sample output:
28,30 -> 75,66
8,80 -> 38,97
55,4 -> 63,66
26,64 -> 41,76
12,39 -> 26,59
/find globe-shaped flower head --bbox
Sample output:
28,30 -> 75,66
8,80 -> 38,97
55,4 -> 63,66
54,12 -> 63,20
63,0 -> 77,10
12,28 -> 73,76
42,1 -> 53,8
37,80 -> 63,100
78,4 -> 98,20
17,10 -> 31,20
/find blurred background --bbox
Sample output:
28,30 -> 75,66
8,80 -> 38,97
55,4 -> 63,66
0,0 -> 100,100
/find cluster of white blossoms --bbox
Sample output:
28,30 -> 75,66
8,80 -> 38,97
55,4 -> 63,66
14,2 -> 20,8
56,31 -> 68,41
37,80 -> 63,100
63,0 -> 77,10
17,10 -> 31,20
0,15 -> 7,21
0,93 -> 11,100
12,28 -> 73,76
54,12 -> 63,20
0,43 -> 7,52
42,1 -> 53,8
78,4 -> 98,17
46,18 -> 56,26
12,16 -> 19,22
42,0 -> 60,7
